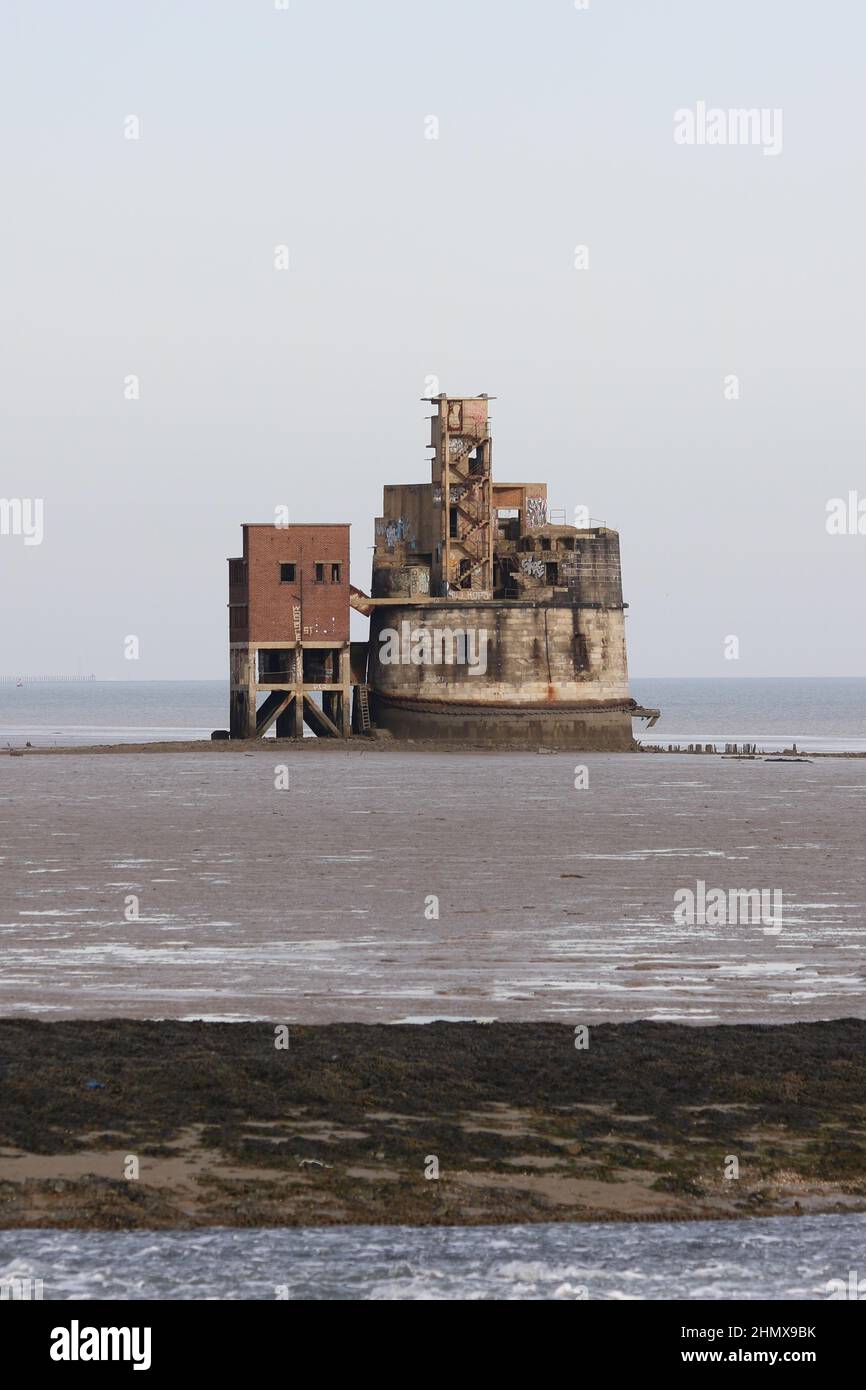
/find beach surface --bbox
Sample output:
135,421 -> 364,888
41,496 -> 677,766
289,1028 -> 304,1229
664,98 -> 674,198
1,746 -> 864,1025
1,1019 -> 865,1230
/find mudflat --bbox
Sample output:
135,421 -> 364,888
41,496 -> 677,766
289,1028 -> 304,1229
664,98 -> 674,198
1,1019 -> 865,1230
1,748 -> 865,1023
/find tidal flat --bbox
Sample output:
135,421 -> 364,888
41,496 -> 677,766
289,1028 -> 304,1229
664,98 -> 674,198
1,747 -> 865,1023
2,748 -> 864,1231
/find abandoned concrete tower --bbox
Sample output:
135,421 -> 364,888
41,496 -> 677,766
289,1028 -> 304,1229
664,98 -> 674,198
228,394 -> 656,747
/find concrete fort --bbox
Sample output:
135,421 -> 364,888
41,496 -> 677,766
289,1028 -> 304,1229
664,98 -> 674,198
226,393 -> 658,748
368,600 -> 638,748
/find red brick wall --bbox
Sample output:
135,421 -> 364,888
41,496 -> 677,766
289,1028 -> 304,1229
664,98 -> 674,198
242,524 -> 350,643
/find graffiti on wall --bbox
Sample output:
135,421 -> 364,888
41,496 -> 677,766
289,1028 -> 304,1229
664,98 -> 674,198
525,497 -> 547,530
520,556 -> 546,579
383,518 -> 408,550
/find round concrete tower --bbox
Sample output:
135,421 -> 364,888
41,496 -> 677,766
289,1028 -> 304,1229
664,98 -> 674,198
365,396 -> 647,750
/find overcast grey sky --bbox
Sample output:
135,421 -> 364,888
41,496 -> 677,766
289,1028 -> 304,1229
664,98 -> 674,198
1,0 -> 864,678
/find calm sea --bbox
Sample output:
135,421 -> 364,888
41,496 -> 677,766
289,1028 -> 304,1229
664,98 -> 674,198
0,678 -> 864,752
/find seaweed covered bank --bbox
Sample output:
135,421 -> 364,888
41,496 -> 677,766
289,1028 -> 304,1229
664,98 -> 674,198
1,1019 -> 865,1231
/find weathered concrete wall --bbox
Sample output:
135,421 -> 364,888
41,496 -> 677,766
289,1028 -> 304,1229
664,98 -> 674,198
501,528 -> 624,604
371,562 -> 431,599
368,696 -> 635,749
368,601 -> 631,709
376,484 -> 436,556
565,530 -> 623,606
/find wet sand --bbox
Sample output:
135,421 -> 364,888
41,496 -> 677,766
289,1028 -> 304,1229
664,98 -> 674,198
1,747 -> 865,1024
1,1019 -> 865,1230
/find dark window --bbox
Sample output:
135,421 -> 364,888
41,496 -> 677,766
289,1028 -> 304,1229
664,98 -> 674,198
331,563 -> 342,583
279,563 -> 296,583
229,604 -> 248,637
545,562 -> 558,584
449,506 -> 459,538
315,563 -> 325,583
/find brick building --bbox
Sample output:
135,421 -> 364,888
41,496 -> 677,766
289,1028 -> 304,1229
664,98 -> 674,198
228,523 -> 351,738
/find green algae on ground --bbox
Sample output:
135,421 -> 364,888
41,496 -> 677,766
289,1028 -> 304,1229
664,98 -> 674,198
1,1019 -> 865,1229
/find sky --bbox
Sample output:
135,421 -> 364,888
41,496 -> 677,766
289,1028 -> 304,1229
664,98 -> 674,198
1,0 -> 864,678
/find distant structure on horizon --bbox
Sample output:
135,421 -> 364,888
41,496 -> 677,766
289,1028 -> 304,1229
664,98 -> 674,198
0,675 -> 96,684
227,394 -> 657,747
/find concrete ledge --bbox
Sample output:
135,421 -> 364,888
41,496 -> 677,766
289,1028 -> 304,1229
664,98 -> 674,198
370,695 -> 637,749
